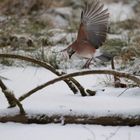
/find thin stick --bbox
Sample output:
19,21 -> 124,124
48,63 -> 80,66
117,87 -> 130,97
111,57 -> 117,82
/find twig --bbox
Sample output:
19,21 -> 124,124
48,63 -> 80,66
117,87 -> 130,97
19,69 -> 140,102
111,57 -> 117,83
111,57 -> 127,88
105,127 -> 120,140
82,126 -> 96,140
0,79 -> 25,114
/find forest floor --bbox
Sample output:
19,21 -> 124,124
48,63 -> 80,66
0,66 -> 140,140
0,0 -> 140,139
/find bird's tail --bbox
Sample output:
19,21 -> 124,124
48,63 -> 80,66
96,53 -> 115,62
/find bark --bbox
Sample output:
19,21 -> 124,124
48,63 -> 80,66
0,113 -> 140,126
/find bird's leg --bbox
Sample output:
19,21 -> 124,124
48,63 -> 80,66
82,57 -> 93,69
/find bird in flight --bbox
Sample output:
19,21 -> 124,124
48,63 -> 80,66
63,0 -> 109,68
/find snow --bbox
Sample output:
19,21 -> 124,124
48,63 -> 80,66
106,2 -> 135,22
0,66 -> 140,117
0,123 -> 140,140
0,66 -> 140,139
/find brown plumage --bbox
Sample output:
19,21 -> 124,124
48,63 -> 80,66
65,0 -> 109,68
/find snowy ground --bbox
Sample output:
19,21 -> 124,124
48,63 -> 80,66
0,66 -> 140,140
0,66 -> 140,116
106,2 -> 135,22
0,123 -> 140,140
0,0 -> 139,139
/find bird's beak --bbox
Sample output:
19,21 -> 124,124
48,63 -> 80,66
68,53 -> 73,59
68,50 -> 75,59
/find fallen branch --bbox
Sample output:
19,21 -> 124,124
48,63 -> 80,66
0,53 -> 88,96
0,113 -> 140,126
0,79 -> 25,114
19,69 -> 140,101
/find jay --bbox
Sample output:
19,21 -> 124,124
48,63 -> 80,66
64,0 -> 109,68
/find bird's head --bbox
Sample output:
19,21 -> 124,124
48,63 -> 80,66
59,45 -> 76,59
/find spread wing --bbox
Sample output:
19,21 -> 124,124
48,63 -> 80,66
77,0 -> 109,49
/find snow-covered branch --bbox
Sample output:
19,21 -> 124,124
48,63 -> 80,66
0,113 -> 140,126
0,53 -> 140,125
19,69 -> 140,101
0,53 -> 88,96
0,79 -> 25,114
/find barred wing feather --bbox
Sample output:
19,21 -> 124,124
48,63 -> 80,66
80,0 -> 109,49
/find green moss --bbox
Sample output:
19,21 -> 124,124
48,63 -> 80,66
41,37 -> 53,46
28,21 -> 46,33
105,39 -> 127,47
0,0 -> 5,3
118,19 -> 140,30
110,19 -> 140,34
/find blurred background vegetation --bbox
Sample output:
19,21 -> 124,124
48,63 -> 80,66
0,0 -> 140,74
